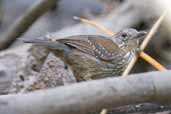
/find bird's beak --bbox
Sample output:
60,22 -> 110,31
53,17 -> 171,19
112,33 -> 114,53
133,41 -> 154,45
136,31 -> 147,38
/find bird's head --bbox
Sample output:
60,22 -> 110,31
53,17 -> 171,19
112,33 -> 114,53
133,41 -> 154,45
112,28 -> 147,52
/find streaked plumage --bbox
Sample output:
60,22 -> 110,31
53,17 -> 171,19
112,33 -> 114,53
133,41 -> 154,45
23,28 -> 146,81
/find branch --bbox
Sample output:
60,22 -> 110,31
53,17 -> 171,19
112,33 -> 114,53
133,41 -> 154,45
0,0 -> 57,50
0,71 -> 171,114
140,52 -> 166,71
73,16 -> 114,36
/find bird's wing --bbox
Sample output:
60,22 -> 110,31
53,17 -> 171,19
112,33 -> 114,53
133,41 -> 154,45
58,35 -> 122,61
22,35 -> 123,61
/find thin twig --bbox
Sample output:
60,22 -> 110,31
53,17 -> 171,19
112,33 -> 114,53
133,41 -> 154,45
73,16 -> 114,36
122,10 -> 168,76
0,0 -> 57,50
140,52 -> 166,71
140,10 -> 168,50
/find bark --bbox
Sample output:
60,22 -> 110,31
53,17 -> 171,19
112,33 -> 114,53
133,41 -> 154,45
0,71 -> 171,114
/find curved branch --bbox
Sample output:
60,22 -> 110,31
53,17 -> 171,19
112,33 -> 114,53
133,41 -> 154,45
0,0 -> 57,50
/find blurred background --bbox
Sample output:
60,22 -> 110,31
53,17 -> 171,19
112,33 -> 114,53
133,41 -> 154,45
0,0 -> 170,94
0,0 -> 170,113
0,0 -> 120,38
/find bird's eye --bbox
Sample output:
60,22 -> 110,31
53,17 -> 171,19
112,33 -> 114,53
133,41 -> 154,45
121,33 -> 127,38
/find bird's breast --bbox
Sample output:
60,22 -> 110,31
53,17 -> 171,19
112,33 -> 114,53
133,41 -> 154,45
106,51 -> 134,75
123,51 -> 134,63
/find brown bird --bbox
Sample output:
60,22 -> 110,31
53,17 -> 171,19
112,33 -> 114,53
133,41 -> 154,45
23,28 -> 146,81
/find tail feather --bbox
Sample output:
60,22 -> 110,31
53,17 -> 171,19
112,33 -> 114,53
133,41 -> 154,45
21,38 -> 69,50
21,38 -> 49,44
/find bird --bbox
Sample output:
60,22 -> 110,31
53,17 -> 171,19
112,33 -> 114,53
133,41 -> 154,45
22,28 -> 146,81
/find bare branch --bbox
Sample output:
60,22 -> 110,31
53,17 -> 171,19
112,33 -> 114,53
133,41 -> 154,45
0,71 -> 171,114
0,0 -> 57,50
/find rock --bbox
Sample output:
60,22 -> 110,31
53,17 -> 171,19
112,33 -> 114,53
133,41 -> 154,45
0,44 -> 31,94
0,64 -> 12,94
6,43 -> 76,93
27,45 -> 50,72
24,53 -> 76,92
39,53 -> 76,85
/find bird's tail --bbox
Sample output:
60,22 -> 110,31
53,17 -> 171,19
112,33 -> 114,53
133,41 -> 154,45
21,38 -> 69,50
21,38 -> 51,45
21,38 -> 72,59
